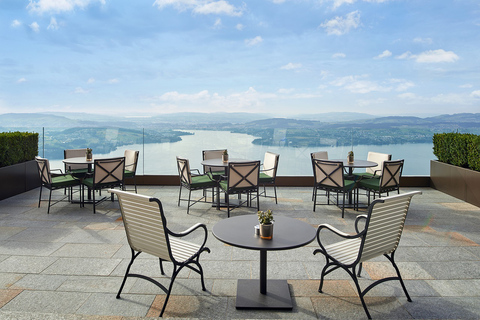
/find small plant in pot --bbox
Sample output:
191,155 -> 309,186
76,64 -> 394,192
222,149 -> 228,162
258,209 -> 274,240
86,148 -> 93,161
347,150 -> 354,163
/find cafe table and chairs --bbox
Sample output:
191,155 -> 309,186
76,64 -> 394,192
212,215 -> 316,310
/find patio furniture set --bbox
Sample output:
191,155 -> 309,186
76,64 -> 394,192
34,148 -> 414,319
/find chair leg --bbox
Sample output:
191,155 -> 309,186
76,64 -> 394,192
160,266 -> 180,317
38,185 -> 43,208
313,188 -> 317,212
47,189 -> 53,214
117,249 -> 141,299
177,186 -> 182,207
187,190 -> 192,214
273,185 -> 278,204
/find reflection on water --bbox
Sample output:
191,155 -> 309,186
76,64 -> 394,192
49,130 -> 434,176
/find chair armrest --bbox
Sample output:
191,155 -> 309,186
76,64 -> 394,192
168,223 -> 209,248
355,214 -> 368,233
314,224 -> 362,256
191,168 -> 201,176
372,169 -> 381,177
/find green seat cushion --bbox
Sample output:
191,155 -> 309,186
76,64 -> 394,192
353,172 -> 375,179
124,170 -> 135,178
51,174 -> 79,188
82,177 -> 122,189
219,180 -> 255,192
190,174 -> 216,188
359,177 -> 381,191
259,173 -> 274,183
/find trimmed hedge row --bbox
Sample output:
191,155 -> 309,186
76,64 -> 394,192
433,132 -> 480,172
0,132 -> 39,168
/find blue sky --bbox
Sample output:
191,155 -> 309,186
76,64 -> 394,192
1,0 -> 479,117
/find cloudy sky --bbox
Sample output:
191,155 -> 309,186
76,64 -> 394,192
1,0 -> 479,117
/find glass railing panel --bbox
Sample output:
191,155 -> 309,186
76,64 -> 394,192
34,127 -> 434,176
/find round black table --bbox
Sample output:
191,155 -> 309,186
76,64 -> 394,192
212,215 -> 316,309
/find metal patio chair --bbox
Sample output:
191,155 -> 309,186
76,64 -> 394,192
35,156 -> 80,214
219,160 -> 260,217
176,156 -> 216,214
123,149 -> 139,193
258,151 -> 280,203
359,159 -> 404,205
313,191 -> 421,319
108,189 -> 210,317
82,157 -> 125,213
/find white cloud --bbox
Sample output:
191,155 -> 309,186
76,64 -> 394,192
47,17 -> 58,30
459,84 -> 472,88
414,49 -> 459,63
245,36 -> 263,46
11,20 -> 21,27
396,49 -> 459,63
471,90 -> 480,99
396,51 -> 412,60
236,23 -> 244,31
17,78 -> 27,83
320,11 -> 360,36
374,50 -> 392,59
281,63 -> 302,70
213,18 -> 222,28
30,22 -> 40,33
331,75 -> 412,94
413,37 -> 433,45
331,0 -> 389,10
108,78 -> 119,84
27,0 -> 105,14
153,0 -> 243,16
87,78 -> 95,84
278,88 -> 295,94
74,87 -> 89,94
332,53 -> 346,58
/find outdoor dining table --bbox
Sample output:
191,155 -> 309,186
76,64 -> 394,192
200,158 -> 255,210
212,215 -> 316,310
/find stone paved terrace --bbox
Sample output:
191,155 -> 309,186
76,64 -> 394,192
0,186 -> 479,319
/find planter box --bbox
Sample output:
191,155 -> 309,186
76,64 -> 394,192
0,160 -> 40,201
430,160 -> 480,208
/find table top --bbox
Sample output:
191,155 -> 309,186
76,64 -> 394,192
62,157 -> 101,164
329,159 -> 377,168
212,215 -> 316,251
201,158 -> 254,167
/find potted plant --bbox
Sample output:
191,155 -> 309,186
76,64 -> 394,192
222,149 -> 228,162
347,150 -> 354,163
86,148 -> 93,161
257,209 -> 274,240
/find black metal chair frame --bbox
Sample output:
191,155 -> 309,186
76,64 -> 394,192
362,160 -> 404,205
176,156 -> 215,214
220,161 -> 260,217
312,159 -> 358,218
259,152 -> 279,204
36,157 -> 80,214
82,157 -> 125,213
123,150 -> 139,193
313,191 -> 421,319
109,189 -> 211,317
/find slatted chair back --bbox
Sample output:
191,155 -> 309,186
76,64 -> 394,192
262,151 -> 279,178
36,156 -> 52,185
64,148 -> 88,171
313,159 -> 345,189
176,156 -> 192,185
124,150 -> 139,173
93,157 -> 125,188
359,191 -> 420,263
366,152 -> 391,176
311,151 -> 328,160
202,149 -> 226,173
112,189 -> 172,262
379,160 -> 404,191
226,161 -> 260,192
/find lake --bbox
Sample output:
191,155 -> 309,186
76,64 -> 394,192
50,130 -> 435,176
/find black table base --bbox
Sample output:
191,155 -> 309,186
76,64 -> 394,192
236,279 -> 292,309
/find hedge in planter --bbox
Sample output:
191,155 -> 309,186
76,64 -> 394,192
0,131 -> 39,168
433,132 -> 480,172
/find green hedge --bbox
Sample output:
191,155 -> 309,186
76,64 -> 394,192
433,132 -> 480,172
0,132 -> 39,168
